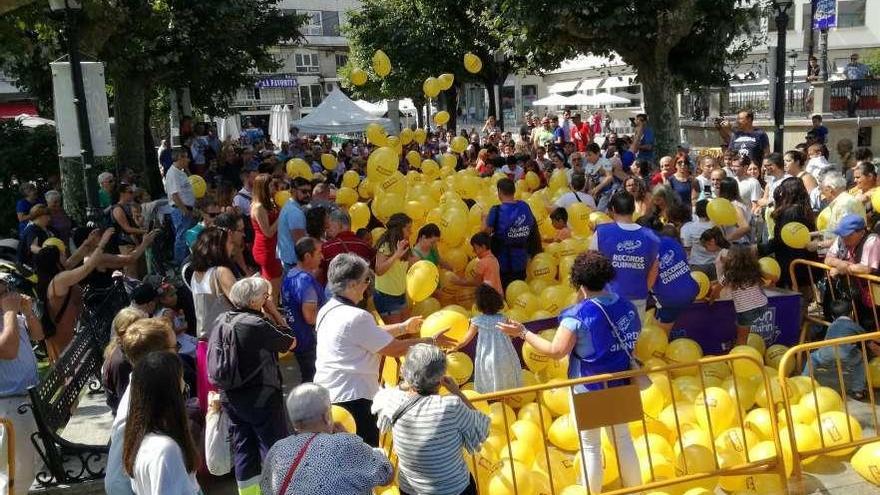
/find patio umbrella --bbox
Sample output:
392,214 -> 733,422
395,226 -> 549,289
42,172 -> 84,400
532,94 -> 571,106
564,93 -> 595,106
277,105 -> 291,144
267,105 -> 281,144
589,93 -> 632,106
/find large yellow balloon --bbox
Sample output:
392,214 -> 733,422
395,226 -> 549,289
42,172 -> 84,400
635,326 -> 669,362
439,211 -> 466,247
694,387 -> 736,433
405,150 -> 421,168
335,187 -> 357,207
321,153 -> 337,171
488,460 -> 533,495
758,257 -> 781,282
567,202 -> 593,237
799,386 -> 843,414
274,189 -> 291,208
331,405 -> 357,433
348,202 -> 371,231
813,411 -> 862,456
365,123 -> 388,146
378,171 -> 407,196
446,351 -> 474,384
188,174 -> 206,199
399,127 -> 413,145
451,135 -> 468,154
527,253 -> 557,281
706,198 -> 737,226
548,414 -> 579,451
423,77 -> 441,98
664,338 -> 703,376
407,260 -> 440,303
342,170 -> 360,189
780,222 -> 810,249
438,73 -> 455,90
464,52 -> 483,73
730,345 -> 764,378
412,297 -> 441,317
350,68 -> 368,86
541,379 -> 570,416
372,49 -> 391,77
522,341 -> 551,373
286,158 -> 312,180
420,309 -> 469,344
367,147 -> 399,180
413,127 -> 427,145
852,441 -> 880,485
421,159 -> 440,179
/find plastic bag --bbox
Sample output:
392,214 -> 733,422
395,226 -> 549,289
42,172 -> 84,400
205,391 -> 232,475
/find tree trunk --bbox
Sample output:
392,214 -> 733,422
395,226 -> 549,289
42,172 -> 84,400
59,157 -> 87,225
446,84 -> 458,133
113,71 -> 147,181
486,83 -> 497,129
638,63 -> 680,160
415,103 -> 424,128
142,97 -> 163,198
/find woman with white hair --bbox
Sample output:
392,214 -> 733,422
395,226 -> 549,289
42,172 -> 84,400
372,344 -> 489,495
822,171 -> 866,234
259,383 -> 393,495
216,277 -> 296,495
314,253 -> 454,447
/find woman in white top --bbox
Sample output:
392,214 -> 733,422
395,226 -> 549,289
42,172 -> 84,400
123,351 -> 200,495
372,344 -> 489,495
313,253 -> 454,447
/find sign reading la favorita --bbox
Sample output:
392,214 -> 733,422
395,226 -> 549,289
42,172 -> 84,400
256,74 -> 298,88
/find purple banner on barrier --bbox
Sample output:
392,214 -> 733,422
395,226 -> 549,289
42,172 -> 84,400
669,289 -> 802,355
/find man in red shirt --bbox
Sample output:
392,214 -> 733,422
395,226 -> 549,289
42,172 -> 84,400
320,208 -> 375,284
650,155 -> 674,187
570,113 -> 591,152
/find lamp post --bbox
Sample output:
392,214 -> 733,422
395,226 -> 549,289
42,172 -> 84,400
493,50 -> 506,131
49,0 -> 100,224
788,50 -> 798,113
771,0 -> 793,153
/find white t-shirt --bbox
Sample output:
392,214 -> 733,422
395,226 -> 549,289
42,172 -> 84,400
131,433 -> 200,495
680,219 -> 716,266
314,299 -> 394,403
105,379 -> 134,495
765,173 -> 792,204
555,190 -> 597,210
737,176 -> 763,204
163,166 -> 195,207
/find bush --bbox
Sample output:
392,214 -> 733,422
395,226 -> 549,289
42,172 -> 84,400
0,119 -> 59,237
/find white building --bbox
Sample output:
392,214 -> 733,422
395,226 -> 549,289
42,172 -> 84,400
229,0 -> 361,130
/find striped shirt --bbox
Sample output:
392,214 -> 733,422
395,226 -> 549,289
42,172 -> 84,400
373,388 -> 490,495
0,315 -> 38,397
729,284 -> 768,314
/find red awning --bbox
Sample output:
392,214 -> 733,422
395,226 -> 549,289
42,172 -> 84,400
0,101 -> 39,119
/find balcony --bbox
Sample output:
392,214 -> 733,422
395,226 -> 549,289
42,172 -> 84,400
828,79 -> 880,119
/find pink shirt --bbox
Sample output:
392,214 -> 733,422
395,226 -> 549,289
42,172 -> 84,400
475,252 -> 503,296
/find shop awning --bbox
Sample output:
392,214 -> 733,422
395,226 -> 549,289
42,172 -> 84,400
0,101 -> 38,119
547,80 -> 580,94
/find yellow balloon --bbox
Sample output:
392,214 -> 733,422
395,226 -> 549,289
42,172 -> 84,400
367,147 -> 399,180
451,135 -> 468,154
522,340 -> 552,373
664,338 -> 703,376
405,150 -> 421,168
758,257 -> 781,282
513,292 -> 540,316
342,170 -> 360,189
729,345 -> 764,378
42,237 -> 66,254
413,128 -> 427,145
412,297 -> 441,318
372,49 -> 391,77
365,123 -> 388,146
869,357 -> 880,386
706,198 -> 737,226
188,174 -> 206,199
438,73 -> 455,90
439,211 -> 466,247
813,411 -> 862,456
588,211 -> 612,228
694,387 -> 736,433
635,326 -> 669,362
357,177 -> 374,199
852,441 -> 880,485
274,189 -> 291,208
524,171 -> 540,191
817,206 -> 832,232
286,158 -> 312,180
518,402 -> 553,433
423,77 -> 441,98
505,280 -> 530,306
320,153 -> 337,171
538,285 -> 567,315
464,52 -> 483,73
765,344 -> 793,376
799,385 -> 843,414
489,402 -> 516,433
528,253 -> 557,281
488,460 -> 533,495
690,271 -> 710,300
566,202 -> 593,237
421,159 -> 440,179
348,202 -> 371,231
420,309 -> 469,344
541,379 -> 571,416
399,127 -> 413,145
350,68 -> 368,86
407,260 -> 440,303
744,407 -> 774,441
441,152 -> 457,169
780,222 -> 810,249
378,171 -> 407,196
548,414 -> 579,451
335,187 -> 357,207
446,351 -> 474,384
331,405 -> 357,433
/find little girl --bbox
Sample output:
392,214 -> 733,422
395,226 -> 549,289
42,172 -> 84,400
455,284 -> 523,393
711,246 -> 769,346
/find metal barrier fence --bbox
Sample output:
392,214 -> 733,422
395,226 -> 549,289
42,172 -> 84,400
376,353 -> 788,495
777,331 -> 880,492
0,417 -> 13,495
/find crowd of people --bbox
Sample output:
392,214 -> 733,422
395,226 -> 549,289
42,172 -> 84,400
1,103 -> 879,495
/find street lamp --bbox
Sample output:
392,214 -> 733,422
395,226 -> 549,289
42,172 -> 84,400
49,0 -> 100,224
493,50 -> 506,131
788,50 -> 798,113
771,0 -> 793,153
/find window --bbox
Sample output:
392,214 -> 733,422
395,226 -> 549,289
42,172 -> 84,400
521,85 -> 537,110
299,84 -> 323,108
837,0 -> 866,28
246,87 -> 261,101
300,10 -> 322,36
294,53 -> 320,73
321,11 -> 341,36
335,53 -> 349,69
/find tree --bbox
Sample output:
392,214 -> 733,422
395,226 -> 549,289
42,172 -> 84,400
0,120 -> 59,236
341,0 -> 571,131
493,0 -> 762,156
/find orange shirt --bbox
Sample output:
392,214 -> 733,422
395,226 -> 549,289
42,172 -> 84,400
475,251 -> 503,296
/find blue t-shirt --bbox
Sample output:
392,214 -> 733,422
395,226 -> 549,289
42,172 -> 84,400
185,223 -> 205,248
16,198 -> 43,237
277,200 -> 307,265
281,268 -> 325,353
668,175 -> 693,205
637,126 -> 655,162
620,149 -> 635,170
0,315 -> 38,396
653,236 -> 699,307
596,223 -> 660,301
486,201 -> 537,274
561,294 -> 640,392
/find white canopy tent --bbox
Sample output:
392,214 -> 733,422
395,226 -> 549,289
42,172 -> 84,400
292,89 -> 395,134
355,100 -> 384,116
532,94 -> 571,106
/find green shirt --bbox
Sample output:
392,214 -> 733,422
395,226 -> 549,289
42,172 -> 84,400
411,246 -> 439,265
98,189 -> 112,208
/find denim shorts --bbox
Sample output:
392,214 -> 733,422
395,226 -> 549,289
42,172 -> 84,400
373,290 -> 407,315
736,305 -> 767,327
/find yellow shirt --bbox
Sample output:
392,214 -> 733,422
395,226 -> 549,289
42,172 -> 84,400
375,244 -> 407,296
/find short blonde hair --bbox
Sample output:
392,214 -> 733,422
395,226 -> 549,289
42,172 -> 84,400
104,307 -> 148,361
121,318 -> 174,365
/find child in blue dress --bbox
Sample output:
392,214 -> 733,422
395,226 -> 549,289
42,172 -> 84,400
454,284 -> 523,393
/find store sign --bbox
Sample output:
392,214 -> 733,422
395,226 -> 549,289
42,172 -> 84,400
256,75 -> 298,88
813,0 -> 836,30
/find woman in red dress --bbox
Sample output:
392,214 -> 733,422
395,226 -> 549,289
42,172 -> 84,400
250,173 -> 282,300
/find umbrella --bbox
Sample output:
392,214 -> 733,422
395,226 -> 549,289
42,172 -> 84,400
589,93 -> 632,106
214,115 -> 241,141
532,94 -> 571,106
267,105 -> 281,144
277,105 -> 291,144
564,93 -> 595,106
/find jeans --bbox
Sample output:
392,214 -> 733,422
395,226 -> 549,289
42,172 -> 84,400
170,207 -> 196,266
805,352 -> 867,396
222,391 -> 289,489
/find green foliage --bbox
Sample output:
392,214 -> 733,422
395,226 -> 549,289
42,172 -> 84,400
865,49 -> 880,78
0,120 -> 59,236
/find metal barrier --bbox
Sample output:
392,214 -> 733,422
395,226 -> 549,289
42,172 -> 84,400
0,417 -> 13,495
461,353 -> 787,495
777,331 -> 880,493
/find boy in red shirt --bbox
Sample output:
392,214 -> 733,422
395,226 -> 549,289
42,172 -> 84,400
452,232 -> 503,296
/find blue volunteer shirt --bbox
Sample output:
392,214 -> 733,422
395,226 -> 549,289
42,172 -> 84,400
560,293 -> 640,392
653,236 -> 699,307
596,222 -> 660,301
281,268 -> 326,353
486,201 -> 537,274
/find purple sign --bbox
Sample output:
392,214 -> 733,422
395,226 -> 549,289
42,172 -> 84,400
813,0 -> 837,30
256,75 -> 298,89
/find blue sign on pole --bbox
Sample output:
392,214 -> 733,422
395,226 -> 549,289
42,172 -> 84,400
813,0 -> 837,30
